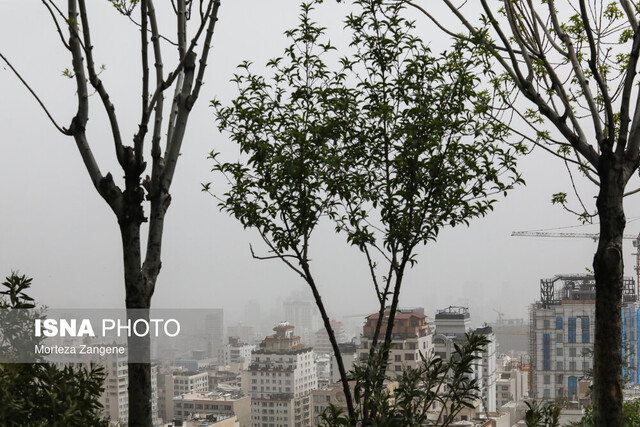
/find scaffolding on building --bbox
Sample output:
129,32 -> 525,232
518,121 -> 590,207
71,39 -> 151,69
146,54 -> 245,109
538,274 -> 636,308
529,303 -> 536,398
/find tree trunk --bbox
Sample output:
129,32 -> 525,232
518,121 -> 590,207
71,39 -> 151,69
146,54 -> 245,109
593,155 -> 625,427
120,203 -> 153,427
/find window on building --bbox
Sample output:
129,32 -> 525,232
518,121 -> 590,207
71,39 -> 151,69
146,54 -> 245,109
556,347 -> 563,356
502,386 -> 509,391
405,353 -> 414,360
556,317 -> 563,330
544,319 -> 551,329
556,374 -> 563,383
394,355 -> 402,362
557,361 -> 564,370
582,317 -> 590,343
544,375 -> 550,385
569,361 -> 577,371
556,333 -> 563,343
395,365 -> 401,371
543,389 -> 551,398
543,334 -> 551,371
583,361 -> 590,370
568,318 -> 577,343
568,376 -> 578,398
569,347 -> 577,357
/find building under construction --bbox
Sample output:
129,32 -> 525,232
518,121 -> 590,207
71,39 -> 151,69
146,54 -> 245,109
529,274 -> 639,401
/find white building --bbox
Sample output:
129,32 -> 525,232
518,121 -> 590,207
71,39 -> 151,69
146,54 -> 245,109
530,275 -> 601,401
246,322 -> 317,427
229,336 -> 255,371
433,306 -> 497,412
174,371 -> 210,396
54,345 -> 159,426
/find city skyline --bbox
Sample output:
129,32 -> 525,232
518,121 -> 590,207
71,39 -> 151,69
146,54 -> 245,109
1,1 -> 637,337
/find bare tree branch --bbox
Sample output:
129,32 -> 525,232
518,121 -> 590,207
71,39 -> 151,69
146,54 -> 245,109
579,0 -> 615,151
77,0 -> 125,166
42,0 -> 71,51
0,52 -> 68,135
67,0 -> 107,192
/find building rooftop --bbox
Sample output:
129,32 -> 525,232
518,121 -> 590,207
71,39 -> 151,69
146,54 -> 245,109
366,310 -> 426,320
174,392 -> 247,402
435,306 -> 470,319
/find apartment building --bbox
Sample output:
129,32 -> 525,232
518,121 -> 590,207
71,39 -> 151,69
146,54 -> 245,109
530,274 -> 637,400
358,309 -> 433,375
246,322 -> 317,427
433,306 -> 497,412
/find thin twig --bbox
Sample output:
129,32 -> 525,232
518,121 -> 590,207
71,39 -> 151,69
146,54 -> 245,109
0,52 -> 68,135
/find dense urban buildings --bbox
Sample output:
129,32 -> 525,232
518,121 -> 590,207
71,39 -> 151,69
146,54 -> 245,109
48,275 -> 640,426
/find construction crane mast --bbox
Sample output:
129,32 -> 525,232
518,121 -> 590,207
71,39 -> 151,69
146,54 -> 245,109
512,230 -> 640,295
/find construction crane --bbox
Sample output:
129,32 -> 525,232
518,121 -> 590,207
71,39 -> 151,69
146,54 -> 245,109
492,308 -> 505,325
511,231 -> 638,241
512,230 -> 640,295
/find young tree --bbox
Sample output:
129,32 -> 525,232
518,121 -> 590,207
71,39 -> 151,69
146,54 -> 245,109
209,0 -> 521,423
409,1 -> 640,425
320,333 -> 490,426
1,1 -> 221,425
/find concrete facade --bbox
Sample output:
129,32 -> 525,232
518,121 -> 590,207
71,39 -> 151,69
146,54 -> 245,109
246,322 -> 317,427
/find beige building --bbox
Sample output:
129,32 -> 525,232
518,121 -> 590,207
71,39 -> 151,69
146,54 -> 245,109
310,380 -> 396,425
157,369 -> 209,422
495,356 -> 529,409
246,322 -> 317,427
358,309 -> 433,376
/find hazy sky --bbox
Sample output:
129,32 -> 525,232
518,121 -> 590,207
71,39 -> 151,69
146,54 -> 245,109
1,1 -> 637,329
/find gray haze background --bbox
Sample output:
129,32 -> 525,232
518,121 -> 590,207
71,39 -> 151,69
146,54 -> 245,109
1,1 -> 637,328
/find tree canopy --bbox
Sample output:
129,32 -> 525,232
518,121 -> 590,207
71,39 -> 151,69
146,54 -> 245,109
210,0 -> 523,422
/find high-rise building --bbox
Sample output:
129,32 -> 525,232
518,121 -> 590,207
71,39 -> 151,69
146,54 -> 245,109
205,310 -> 225,361
283,298 -> 320,347
358,309 -> 433,374
475,326 -> 497,412
246,322 -> 317,427
530,274 -> 637,401
433,306 -> 497,412
622,301 -> 640,385
313,320 -> 347,355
